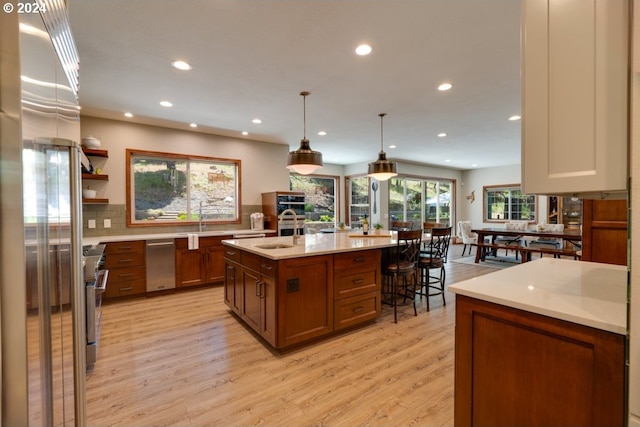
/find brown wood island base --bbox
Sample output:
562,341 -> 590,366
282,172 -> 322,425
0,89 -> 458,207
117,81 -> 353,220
224,247 -> 382,350
454,295 -> 625,426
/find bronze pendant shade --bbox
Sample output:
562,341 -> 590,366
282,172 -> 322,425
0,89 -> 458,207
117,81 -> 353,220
287,91 -> 323,175
367,113 -> 398,181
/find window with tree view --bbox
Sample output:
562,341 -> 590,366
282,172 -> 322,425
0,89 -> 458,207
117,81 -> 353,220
127,149 -> 240,226
389,177 -> 453,229
289,174 -> 337,226
483,184 -> 536,222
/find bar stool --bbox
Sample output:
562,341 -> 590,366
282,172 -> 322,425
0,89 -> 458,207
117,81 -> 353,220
381,229 -> 422,323
418,227 -> 451,311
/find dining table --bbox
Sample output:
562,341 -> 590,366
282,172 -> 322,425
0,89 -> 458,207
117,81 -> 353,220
471,227 -> 582,263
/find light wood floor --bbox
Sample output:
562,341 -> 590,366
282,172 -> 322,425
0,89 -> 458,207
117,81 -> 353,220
86,244 -> 498,427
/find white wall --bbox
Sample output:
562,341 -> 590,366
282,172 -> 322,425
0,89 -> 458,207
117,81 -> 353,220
459,164 -> 547,227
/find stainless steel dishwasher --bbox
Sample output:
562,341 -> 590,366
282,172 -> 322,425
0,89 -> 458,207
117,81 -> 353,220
146,239 -> 176,291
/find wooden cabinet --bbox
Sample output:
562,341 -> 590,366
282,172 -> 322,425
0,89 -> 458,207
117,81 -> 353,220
581,199 -> 628,265
521,0 -> 629,196
455,295 -> 625,426
175,235 -> 230,288
82,148 -> 109,204
224,247 -> 382,350
239,252 -> 277,346
103,240 -> 146,299
333,250 -> 381,331
276,255 -> 333,348
223,246 -> 242,314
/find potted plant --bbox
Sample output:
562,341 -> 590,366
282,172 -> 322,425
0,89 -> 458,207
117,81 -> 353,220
373,223 -> 383,234
338,222 -> 345,231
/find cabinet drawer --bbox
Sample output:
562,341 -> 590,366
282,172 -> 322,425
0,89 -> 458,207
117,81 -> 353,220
334,291 -> 380,331
104,278 -> 146,299
335,269 -> 379,299
260,258 -> 277,278
223,246 -> 242,263
107,266 -> 146,284
104,251 -> 145,269
334,250 -> 380,271
104,240 -> 145,254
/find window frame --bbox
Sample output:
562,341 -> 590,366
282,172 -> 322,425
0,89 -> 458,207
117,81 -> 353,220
126,149 -> 241,227
388,175 -> 455,229
345,175 -> 370,227
482,183 -> 538,223
288,173 -> 340,225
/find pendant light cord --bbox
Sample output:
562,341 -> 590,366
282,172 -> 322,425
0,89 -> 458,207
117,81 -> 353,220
301,91 -> 310,140
379,113 -> 386,152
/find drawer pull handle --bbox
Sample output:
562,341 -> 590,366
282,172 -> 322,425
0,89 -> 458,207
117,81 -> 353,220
353,257 -> 366,263
226,251 -> 237,256
119,273 -> 133,278
353,306 -> 365,313
352,279 -> 365,284
119,287 -> 133,291
118,258 -> 133,263
261,264 -> 273,270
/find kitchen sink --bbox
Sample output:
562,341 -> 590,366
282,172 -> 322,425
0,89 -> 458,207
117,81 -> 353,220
254,243 -> 294,250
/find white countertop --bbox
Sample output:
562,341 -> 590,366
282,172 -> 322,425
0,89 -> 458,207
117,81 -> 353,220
82,229 -> 276,247
222,231 -> 398,260
448,258 -> 627,335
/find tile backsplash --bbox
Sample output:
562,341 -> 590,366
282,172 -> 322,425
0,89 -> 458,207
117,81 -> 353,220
82,204 -> 265,236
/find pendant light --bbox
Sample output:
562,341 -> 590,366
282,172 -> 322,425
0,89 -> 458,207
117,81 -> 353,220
287,91 -> 323,175
367,113 -> 398,181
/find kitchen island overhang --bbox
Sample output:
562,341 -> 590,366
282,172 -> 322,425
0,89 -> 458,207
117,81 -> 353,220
222,233 -> 398,349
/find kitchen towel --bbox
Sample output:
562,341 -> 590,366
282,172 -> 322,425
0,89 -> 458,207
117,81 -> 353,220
187,233 -> 200,250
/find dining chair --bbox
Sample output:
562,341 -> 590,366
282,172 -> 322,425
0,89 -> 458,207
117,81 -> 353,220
456,220 -> 478,256
381,229 -> 422,323
391,221 -> 413,231
418,226 -> 451,311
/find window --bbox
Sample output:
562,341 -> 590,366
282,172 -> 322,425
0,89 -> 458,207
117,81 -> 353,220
289,174 -> 338,224
346,176 -> 369,227
127,149 -> 241,226
23,145 -> 72,224
483,184 -> 537,222
389,177 -> 453,229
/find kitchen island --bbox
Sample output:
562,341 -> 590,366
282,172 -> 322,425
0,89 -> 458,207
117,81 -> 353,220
222,232 -> 397,349
449,258 -> 626,426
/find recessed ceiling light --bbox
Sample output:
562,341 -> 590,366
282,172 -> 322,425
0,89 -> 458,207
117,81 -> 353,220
471,163 -> 478,167
242,131 -> 248,136
438,83 -> 453,91
438,132 -> 447,137
171,60 -> 192,71
389,145 -> 396,149
445,159 -> 451,163
252,118 -> 262,124
124,112 -> 133,118
355,44 -> 372,56
509,115 -> 521,121
318,131 -> 327,136
160,100 -> 173,107
190,123 -> 197,128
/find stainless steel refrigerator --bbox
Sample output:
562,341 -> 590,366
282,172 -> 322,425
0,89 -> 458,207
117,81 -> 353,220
5,5 -> 86,426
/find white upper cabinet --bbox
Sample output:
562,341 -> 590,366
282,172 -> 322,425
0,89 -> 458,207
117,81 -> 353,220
521,0 -> 629,197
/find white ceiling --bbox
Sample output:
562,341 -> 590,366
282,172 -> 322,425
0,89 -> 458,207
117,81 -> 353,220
67,0 -> 522,170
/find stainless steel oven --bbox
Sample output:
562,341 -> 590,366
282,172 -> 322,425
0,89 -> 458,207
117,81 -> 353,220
83,244 -> 108,370
262,191 -> 306,235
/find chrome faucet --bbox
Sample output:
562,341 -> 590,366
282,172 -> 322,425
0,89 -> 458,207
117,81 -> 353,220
279,208 -> 300,244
